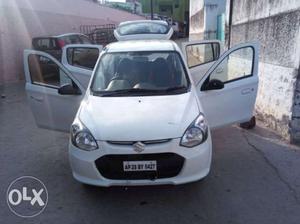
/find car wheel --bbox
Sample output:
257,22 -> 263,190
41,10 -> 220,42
240,116 -> 256,129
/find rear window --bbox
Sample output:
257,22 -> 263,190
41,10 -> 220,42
59,35 -> 81,45
79,35 -> 92,44
32,38 -> 57,50
117,22 -> 170,35
58,35 -> 92,45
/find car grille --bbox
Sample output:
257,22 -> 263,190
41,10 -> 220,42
107,139 -> 171,145
95,153 -> 184,180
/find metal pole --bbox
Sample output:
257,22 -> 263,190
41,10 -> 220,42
150,0 -> 154,20
228,0 -> 234,48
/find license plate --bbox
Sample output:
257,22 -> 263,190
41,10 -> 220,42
123,161 -> 157,172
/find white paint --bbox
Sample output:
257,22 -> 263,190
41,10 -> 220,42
232,0 -> 300,25
24,35 -> 259,186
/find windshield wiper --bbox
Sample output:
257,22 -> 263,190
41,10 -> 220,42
96,88 -> 160,97
163,86 -> 188,93
93,86 -> 188,97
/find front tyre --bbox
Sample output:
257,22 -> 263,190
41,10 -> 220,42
240,116 -> 256,129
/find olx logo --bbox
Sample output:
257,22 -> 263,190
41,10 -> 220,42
6,176 -> 48,218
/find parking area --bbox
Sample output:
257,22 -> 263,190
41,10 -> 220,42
1,82 -> 300,224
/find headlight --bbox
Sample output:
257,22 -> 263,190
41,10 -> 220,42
180,113 -> 208,148
71,119 -> 98,151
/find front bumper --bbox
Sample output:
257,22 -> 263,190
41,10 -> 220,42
68,136 -> 212,187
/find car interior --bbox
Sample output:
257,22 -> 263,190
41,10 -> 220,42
95,53 -> 187,92
28,55 -> 74,88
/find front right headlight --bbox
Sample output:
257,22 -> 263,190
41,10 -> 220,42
180,113 -> 208,148
71,118 -> 98,151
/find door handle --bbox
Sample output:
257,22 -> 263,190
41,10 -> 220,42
215,68 -> 224,74
241,88 -> 253,95
30,95 -> 43,102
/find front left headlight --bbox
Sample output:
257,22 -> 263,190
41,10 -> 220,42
71,118 -> 98,151
180,113 -> 208,148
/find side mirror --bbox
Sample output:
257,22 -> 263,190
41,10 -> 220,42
58,84 -> 81,95
202,79 -> 224,91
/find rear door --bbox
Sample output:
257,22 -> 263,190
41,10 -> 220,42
61,44 -> 102,88
191,42 -> 259,129
182,40 -> 221,84
24,50 -> 85,132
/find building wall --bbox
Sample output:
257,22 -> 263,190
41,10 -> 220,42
229,0 -> 300,141
0,0 -> 143,84
189,0 -> 226,40
140,0 -> 189,22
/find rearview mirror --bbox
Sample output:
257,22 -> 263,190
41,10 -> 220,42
58,84 -> 81,95
202,79 -> 224,91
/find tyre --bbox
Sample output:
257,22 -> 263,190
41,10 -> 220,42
240,116 -> 256,129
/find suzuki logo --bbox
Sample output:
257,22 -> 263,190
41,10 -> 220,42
6,176 -> 48,218
133,142 -> 145,153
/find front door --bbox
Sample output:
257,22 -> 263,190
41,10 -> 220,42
185,42 -> 259,129
24,50 -> 85,132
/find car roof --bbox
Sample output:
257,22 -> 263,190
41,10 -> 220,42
105,40 -> 180,53
54,33 -> 88,38
32,33 -> 88,39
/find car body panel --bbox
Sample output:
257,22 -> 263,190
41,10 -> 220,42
79,91 -> 199,141
69,135 -> 212,186
106,39 -> 177,53
196,42 -> 259,129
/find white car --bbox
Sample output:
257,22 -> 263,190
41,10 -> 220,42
24,20 -> 259,186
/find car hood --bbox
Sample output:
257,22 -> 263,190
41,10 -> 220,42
79,92 -> 199,141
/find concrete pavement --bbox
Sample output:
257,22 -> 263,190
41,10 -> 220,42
1,82 -> 300,224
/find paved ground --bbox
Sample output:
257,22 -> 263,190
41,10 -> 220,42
1,82 -> 300,224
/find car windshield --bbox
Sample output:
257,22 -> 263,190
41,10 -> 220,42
91,51 -> 190,97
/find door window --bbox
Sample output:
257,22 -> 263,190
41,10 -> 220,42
28,54 -> 73,88
32,38 -> 57,51
79,35 -> 92,44
209,46 -> 254,83
67,47 -> 99,70
186,43 -> 219,68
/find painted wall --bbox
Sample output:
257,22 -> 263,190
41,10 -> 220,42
229,0 -> 300,142
140,0 -> 189,22
0,0 -> 143,84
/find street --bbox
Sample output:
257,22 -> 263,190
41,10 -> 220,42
1,82 -> 300,224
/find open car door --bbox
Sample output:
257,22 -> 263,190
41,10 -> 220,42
181,40 -> 222,84
24,50 -> 86,132
61,44 -> 102,89
184,42 -> 259,129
